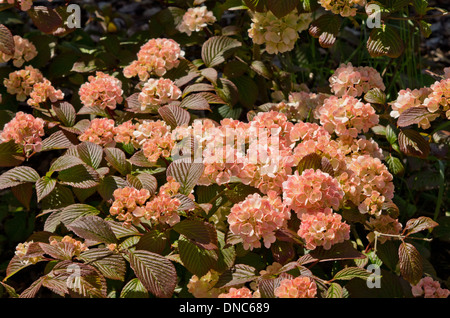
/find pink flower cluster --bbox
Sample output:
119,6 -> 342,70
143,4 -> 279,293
317,95 -> 379,138
282,169 -> 344,217
123,38 -> 185,80
0,35 -> 37,67
274,276 -> 317,298
79,72 -> 123,110
297,209 -> 350,250
318,0 -> 366,17
177,6 -> 216,36
411,277 -> 450,298
227,191 -> 291,250
218,287 -> 254,298
0,111 -> 45,155
15,241 -> 42,265
329,62 -> 385,97
389,87 -> 432,118
272,91 -> 328,122
79,118 -> 116,146
137,78 -> 182,112
27,79 -> 64,107
423,78 -> 450,120
3,65 -> 44,101
49,235 -> 88,257
133,120 -> 175,164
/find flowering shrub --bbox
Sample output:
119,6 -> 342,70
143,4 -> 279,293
0,0 -> 448,301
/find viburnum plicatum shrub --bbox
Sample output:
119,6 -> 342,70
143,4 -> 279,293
0,0 -> 449,299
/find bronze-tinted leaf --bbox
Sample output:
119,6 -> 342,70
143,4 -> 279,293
367,24 -> 404,58
398,242 -> 423,285
0,24 -> 14,55
398,129 -> 430,158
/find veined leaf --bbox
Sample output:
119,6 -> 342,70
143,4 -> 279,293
326,282 -> 345,298
367,24 -> 404,58
104,147 -> 132,176
173,219 -> 218,250
58,164 -> 100,189
398,129 -> 430,158
201,36 -> 242,68
178,235 -> 218,277
41,130 -> 75,151
267,0 -> 298,18
309,13 -> 341,48
333,267 -> 374,281
67,215 -> 118,245
215,264 -> 258,289
28,6 -> 64,34
179,93 -> 211,111
166,159 -> 204,195
128,250 -> 177,298
398,242 -> 423,285
52,101 -> 76,127
79,248 -> 126,281
98,175 -> 128,202
397,106 -> 438,128
403,216 -> 439,236
0,166 -> 40,190
36,176 -> 57,202
120,278 -> 149,298
158,104 -> 191,129
0,24 -> 14,55
0,140 -> 25,168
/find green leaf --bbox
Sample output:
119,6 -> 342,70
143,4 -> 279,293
0,166 -> 40,190
0,24 -> 14,55
267,0 -> 299,18
326,282 -> 345,298
79,248 -> 126,281
0,140 -> 25,167
104,147 -> 132,176
58,164 -> 100,189
166,159 -> 204,195
49,155 -> 86,173
243,0 -> 266,12
128,250 -> 177,298
367,24 -> 404,58
215,264 -> 258,288
41,184 -> 75,211
364,88 -> 386,105
201,36 -> 242,68
136,230 -> 168,255
412,0 -> 428,15
59,204 -> 101,227
173,219 -> 218,250
309,13 -> 341,48
67,215 -> 118,244
398,242 -> 423,285
36,176 -> 57,202
52,101 -> 76,127
386,155 -> 404,176
178,235 -> 218,277
333,267 -> 373,281
120,278 -> 149,298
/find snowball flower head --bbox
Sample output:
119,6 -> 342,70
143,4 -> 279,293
3,65 -> 44,101
298,210 -> 351,250
79,71 -> 123,110
317,95 -> 379,138
137,78 -> 182,112
411,277 -> 450,298
27,79 -> 64,107
0,111 -> 45,155
248,9 -> 312,54
282,169 -> 344,217
0,35 -> 37,67
123,38 -> 185,80
218,287 -> 254,298
329,62 -> 385,97
177,6 -> 216,36
227,191 -> 291,250
274,276 -> 317,298
79,118 -> 116,146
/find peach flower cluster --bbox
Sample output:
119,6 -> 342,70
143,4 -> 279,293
27,79 -> 64,107
218,287 -> 254,298
282,169 -> 344,217
78,71 -> 123,110
389,87 -> 433,128
317,95 -> 379,138
274,276 -> 317,298
15,241 -> 42,265
137,78 -> 182,112
123,38 -> 185,80
329,62 -> 385,97
3,65 -> 44,101
423,78 -> 450,120
411,277 -> 450,298
187,270 -> 222,298
272,91 -> 328,122
0,0 -> 33,11
318,0 -> 366,17
79,118 -> 116,146
177,6 -> 216,36
227,191 -> 291,250
0,111 -> 45,155
0,35 -> 37,67
49,235 -> 88,257
144,177 -> 182,226
248,9 -> 312,54
110,187 -> 152,227
297,209 -> 350,250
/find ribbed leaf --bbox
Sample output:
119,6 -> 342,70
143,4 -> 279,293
179,93 -> 211,111
49,155 -> 86,173
52,101 -> 76,127
403,216 -> 439,236
136,230 -> 168,255
67,215 -> 118,244
398,242 -> 423,285
309,14 -> 341,48
60,204 -> 101,227
36,176 -> 57,202
386,155 -> 405,176
28,6 -> 64,34
58,163 -> 100,189
397,106 -> 436,128
0,24 -> 14,55
129,151 -> 155,168
158,104 -> 191,129
126,173 -> 158,195
267,0 -> 298,18
104,147 -> 131,175
79,248 -> 126,281
173,219 -> 218,250
333,267 -> 373,281
41,131 -> 75,151
74,142 -> 104,170
215,264 -> 258,289
120,278 -> 149,298
178,235 -> 218,277
297,153 -> 322,174
326,282 -> 345,298
258,272 -> 293,298
128,250 -> 177,298
98,175 -> 128,202
0,166 -> 40,190
166,160 -> 204,195
11,183 -> 33,210
0,140 -> 25,167
201,36 -> 242,68
398,129 -> 430,158
364,87 -> 386,105
367,24 -> 404,58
